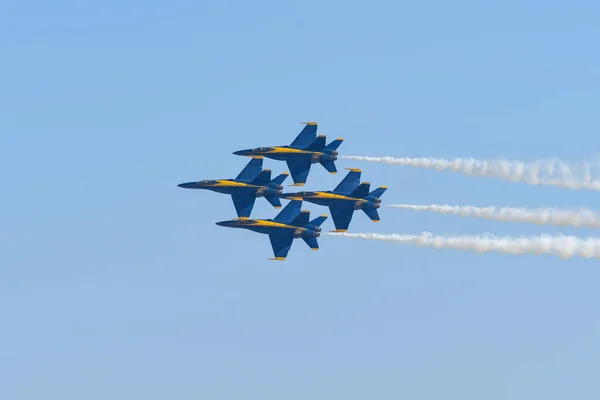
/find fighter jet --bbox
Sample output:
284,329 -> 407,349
280,168 -> 387,232
232,122 -> 343,186
178,156 -> 288,218
215,199 -> 328,260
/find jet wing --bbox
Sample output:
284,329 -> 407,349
273,199 -> 302,223
289,122 -> 318,149
329,205 -> 355,232
235,157 -> 263,183
286,159 -> 312,186
333,169 -> 361,194
268,233 -> 294,260
231,193 -> 257,218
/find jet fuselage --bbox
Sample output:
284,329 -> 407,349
281,191 -> 381,210
178,179 -> 283,197
216,219 -> 321,237
233,146 -> 338,164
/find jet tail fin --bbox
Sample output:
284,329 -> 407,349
350,182 -> 371,198
324,137 -> 343,152
304,215 -> 328,240
251,169 -> 272,185
291,210 -> 310,227
305,135 -> 326,151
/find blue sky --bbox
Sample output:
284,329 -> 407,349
3,1 -> 600,398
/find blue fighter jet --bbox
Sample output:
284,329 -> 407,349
232,122 -> 343,186
216,199 -> 328,260
281,168 -> 387,232
178,156 -> 288,218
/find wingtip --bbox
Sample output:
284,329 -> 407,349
287,197 -> 304,201
289,183 -> 305,187
372,219 -> 381,222
269,257 -> 286,261
281,172 -> 290,175
301,210 -> 310,213
330,229 -> 347,233
311,248 -> 319,251
345,168 -> 361,172
273,206 -> 282,209
252,156 -> 264,159
301,121 -> 318,125
330,171 -> 337,174
320,214 -> 328,218
336,137 -> 344,141
380,186 -> 388,189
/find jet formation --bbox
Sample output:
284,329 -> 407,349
178,122 -> 387,260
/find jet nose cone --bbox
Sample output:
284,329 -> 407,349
178,182 -> 197,189
233,149 -> 251,156
215,221 -> 228,227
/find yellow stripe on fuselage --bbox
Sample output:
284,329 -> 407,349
305,192 -> 365,202
267,147 -> 317,155
246,220 -> 300,229
215,180 -> 259,188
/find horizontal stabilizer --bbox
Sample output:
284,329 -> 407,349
363,207 -> 380,222
302,236 -> 320,250
235,157 -> 263,183
320,159 -> 337,174
251,169 -> 272,185
350,182 -> 370,198
264,195 -> 281,208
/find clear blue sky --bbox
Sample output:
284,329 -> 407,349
3,1 -> 600,398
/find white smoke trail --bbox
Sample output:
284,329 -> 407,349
342,155 -> 600,190
328,231 -> 600,259
387,204 -> 600,228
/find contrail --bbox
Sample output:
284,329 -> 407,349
341,155 -> 600,190
387,204 -> 600,228
328,231 -> 600,259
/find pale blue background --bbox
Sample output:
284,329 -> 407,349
3,1 -> 600,399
